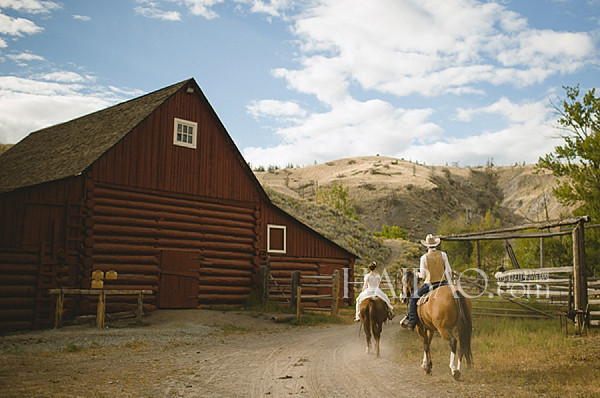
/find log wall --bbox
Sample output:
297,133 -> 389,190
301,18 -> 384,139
89,183 -> 259,309
0,177 -> 85,331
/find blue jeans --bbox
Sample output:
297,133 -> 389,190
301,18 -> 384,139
408,281 -> 448,324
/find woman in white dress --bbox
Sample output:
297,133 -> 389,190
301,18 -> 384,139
354,261 -> 395,321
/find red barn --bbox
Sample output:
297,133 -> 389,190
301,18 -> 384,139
0,78 -> 356,331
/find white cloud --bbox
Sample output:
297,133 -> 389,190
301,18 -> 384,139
181,0 -> 224,19
399,122 -> 562,166
38,71 -> 87,83
243,97 -> 442,166
405,98 -> 557,165
134,3 -> 181,21
0,0 -> 60,14
0,77 -> 121,143
72,14 -> 91,21
275,0 -> 595,100
243,0 -> 596,167
247,99 -> 306,120
236,0 -> 291,18
0,12 -> 43,36
7,51 -> 45,62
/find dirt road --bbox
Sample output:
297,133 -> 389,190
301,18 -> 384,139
0,309 -> 481,397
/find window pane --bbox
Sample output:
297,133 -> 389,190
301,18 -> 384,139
178,124 -> 182,132
177,133 -> 182,141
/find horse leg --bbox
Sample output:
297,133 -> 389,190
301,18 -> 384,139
364,319 -> 372,354
440,328 -> 461,380
418,326 -> 433,374
373,322 -> 381,358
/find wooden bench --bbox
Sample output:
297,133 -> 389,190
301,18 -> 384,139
48,288 -> 153,328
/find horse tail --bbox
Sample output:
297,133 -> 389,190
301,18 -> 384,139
455,292 -> 473,367
368,299 -> 378,336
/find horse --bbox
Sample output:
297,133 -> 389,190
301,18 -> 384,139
359,297 -> 389,357
400,269 -> 473,380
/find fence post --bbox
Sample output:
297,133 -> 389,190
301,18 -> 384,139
258,265 -> 269,304
331,270 -> 340,317
296,286 -> 302,322
475,240 -> 481,269
572,219 -> 588,328
291,270 -> 301,310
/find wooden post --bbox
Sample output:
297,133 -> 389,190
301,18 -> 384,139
96,291 -> 105,328
291,270 -> 301,310
258,265 -> 269,304
572,220 -> 588,328
331,270 -> 340,317
296,286 -> 302,322
136,292 -> 144,323
475,240 -> 481,269
54,291 -> 64,329
540,237 -> 545,268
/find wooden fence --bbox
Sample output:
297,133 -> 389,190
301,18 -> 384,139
440,216 -> 594,328
455,267 -> 600,327
258,265 -> 341,317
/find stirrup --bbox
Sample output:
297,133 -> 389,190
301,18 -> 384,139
400,315 -> 415,330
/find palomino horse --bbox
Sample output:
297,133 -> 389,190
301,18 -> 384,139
359,297 -> 389,357
401,269 -> 473,380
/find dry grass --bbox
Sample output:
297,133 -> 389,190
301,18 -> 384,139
394,316 -> 600,397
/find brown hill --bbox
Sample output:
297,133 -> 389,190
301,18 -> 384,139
255,156 -> 571,243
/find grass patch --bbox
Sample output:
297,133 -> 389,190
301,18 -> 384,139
244,296 -> 295,315
394,316 -> 600,396
63,342 -> 81,353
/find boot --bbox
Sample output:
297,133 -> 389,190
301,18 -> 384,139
400,315 -> 416,330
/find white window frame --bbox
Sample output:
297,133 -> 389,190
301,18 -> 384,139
267,224 -> 287,254
173,118 -> 198,149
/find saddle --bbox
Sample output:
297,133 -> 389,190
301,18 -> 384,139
417,291 -> 433,306
416,282 -> 448,306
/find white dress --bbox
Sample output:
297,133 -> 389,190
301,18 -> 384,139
355,272 -> 393,320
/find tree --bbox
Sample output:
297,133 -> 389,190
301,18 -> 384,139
315,183 -> 357,220
538,85 -> 600,216
537,85 -> 600,274
374,225 -> 407,240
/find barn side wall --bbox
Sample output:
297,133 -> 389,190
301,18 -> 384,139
0,177 -> 85,331
260,203 -> 355,307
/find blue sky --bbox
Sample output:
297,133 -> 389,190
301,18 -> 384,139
0,0 -> 598,168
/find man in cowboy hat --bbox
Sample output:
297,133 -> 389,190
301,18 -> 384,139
400,234 -> 453,330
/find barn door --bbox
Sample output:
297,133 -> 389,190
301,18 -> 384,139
158,250 -> 200,309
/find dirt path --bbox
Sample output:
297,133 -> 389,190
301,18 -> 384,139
0,309 -> 479,397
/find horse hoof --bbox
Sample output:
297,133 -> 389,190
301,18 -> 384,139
453,370 -> 461,381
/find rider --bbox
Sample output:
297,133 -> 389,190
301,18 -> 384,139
400,234 -> 453,330
354,261 -> 395,322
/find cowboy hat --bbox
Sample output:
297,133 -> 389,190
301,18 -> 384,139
420,234 -> 441,247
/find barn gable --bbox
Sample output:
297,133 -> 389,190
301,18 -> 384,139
0,78 -> 356,331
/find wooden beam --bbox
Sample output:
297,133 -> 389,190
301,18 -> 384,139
440,216 -> 590,240
442,229 -> 572,241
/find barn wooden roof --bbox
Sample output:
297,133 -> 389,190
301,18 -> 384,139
0,80 -> 188,194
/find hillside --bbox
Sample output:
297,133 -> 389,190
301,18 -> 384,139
255,156 -> 572,258
0,144 -> 13,157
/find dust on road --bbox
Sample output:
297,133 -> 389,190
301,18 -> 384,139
0,309 -> 485,397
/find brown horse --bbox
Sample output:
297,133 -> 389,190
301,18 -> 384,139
401,269 -> 473,380
359,297 -> 389,357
